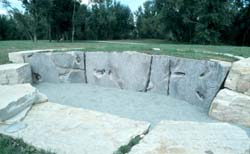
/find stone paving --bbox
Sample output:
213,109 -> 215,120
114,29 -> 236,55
0,102 -> 150,154
130,121 -> 250,154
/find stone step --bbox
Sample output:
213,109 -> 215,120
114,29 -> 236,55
225,58 -> 250,96
0,84 -> 47,124
209,89 -> 250,127
0,63 -> 32,85
0,102 -> 150,154
130,121 -> 250,154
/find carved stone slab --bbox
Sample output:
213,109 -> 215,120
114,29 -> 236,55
169,58 -> 229,109
25,52 -> 86,83
86,52 -> 151,91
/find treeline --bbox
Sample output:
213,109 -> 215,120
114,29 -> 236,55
0,0 -> 250,46
136,0 -> 250,46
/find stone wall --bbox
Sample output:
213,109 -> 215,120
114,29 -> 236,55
209,58 -> 250,127
9,50 -> 230,109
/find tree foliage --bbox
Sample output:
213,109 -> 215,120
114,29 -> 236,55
0,0 -> 249,46
136,0 -> 250,45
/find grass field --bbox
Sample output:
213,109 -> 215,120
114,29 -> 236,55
0,40 -> 250,64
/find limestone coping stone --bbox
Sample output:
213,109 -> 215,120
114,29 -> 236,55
8,50 -> 52,63
210,59 -> 232,69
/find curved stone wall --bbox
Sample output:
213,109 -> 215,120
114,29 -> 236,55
9,50 -> 230,109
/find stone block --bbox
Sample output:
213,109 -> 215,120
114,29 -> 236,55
86,52 -> 151,91
147,55 -> 170,94
225,58 -> 250,96
209,89 -> 250,127
0,63 -> 32,85
169,58 -> 229,109
25,52 -> 86,83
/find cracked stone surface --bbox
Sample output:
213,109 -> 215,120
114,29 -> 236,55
130,121 -> 250,154
0,84 -> 47,124
147,55 -> 170,94
25,52 -> 86,83
86,51 -> 151,91
0,63 -> 32,85
0,102 -> 150,154
169,57 -> 229,109
225,58 -> 250,96
209,89 -> 250,127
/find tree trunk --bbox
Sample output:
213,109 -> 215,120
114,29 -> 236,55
33,31 -> 37,42
242,24 -> 250,46
33,11 -> 38,42
71,0 -> 76,42
49,24 -> 52,42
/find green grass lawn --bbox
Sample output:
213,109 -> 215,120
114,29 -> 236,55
0,134 -> 54,154
0,40 -> 250,64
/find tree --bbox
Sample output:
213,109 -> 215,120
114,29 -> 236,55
0,15 -> 25,40
135,1 -> 161,39
71,0 -> 82,42
51,0 -> 75,41
18,0 -> 52,42
192,0 -> 232,44
229,0 -> 250,46
84,0 -> 134,40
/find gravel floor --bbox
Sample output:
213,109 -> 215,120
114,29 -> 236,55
35,83 -> 216,126
34,83 -> 250,135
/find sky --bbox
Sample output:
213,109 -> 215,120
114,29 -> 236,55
0,0 -> 147,15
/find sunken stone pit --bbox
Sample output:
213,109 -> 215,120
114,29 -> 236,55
9,50 -> 229,109
0,49 -> 248,154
